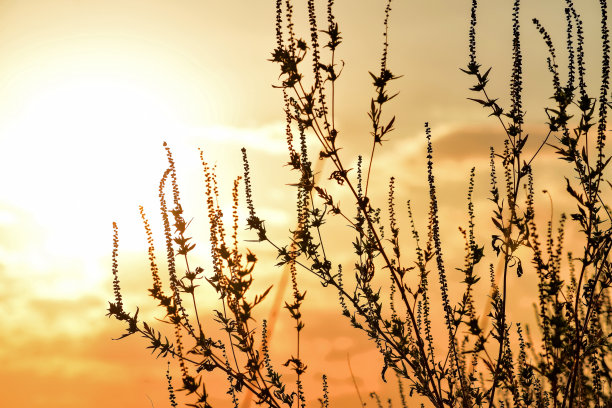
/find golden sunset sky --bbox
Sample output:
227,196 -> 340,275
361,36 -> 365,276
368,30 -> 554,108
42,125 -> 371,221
0,1 -> 606,407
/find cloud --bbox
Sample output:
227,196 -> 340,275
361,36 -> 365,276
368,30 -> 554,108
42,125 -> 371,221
0,296 -> 395,408
375,122 -> 555,166
185,122 -> 319,156
434,123 -> 556,161
0,324 -> 181,408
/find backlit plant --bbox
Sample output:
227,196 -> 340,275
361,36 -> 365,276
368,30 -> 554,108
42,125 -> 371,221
108,0 -> 611,406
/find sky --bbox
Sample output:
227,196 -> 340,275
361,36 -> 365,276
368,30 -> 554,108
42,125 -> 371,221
0,1 -> 607,407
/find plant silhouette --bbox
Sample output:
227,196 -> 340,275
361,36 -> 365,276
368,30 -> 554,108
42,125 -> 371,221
108,0 -> 611,406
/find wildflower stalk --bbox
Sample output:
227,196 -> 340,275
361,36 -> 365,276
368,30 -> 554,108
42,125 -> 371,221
108,1 -> 611,406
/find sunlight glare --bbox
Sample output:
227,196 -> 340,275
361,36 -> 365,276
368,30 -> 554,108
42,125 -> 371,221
0,68 -> 204,299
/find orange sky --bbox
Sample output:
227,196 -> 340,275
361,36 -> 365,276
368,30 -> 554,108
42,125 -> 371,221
0,1 -> 606,407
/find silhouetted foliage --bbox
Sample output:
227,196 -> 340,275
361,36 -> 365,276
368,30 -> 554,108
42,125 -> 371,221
108,0 -> 611,406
